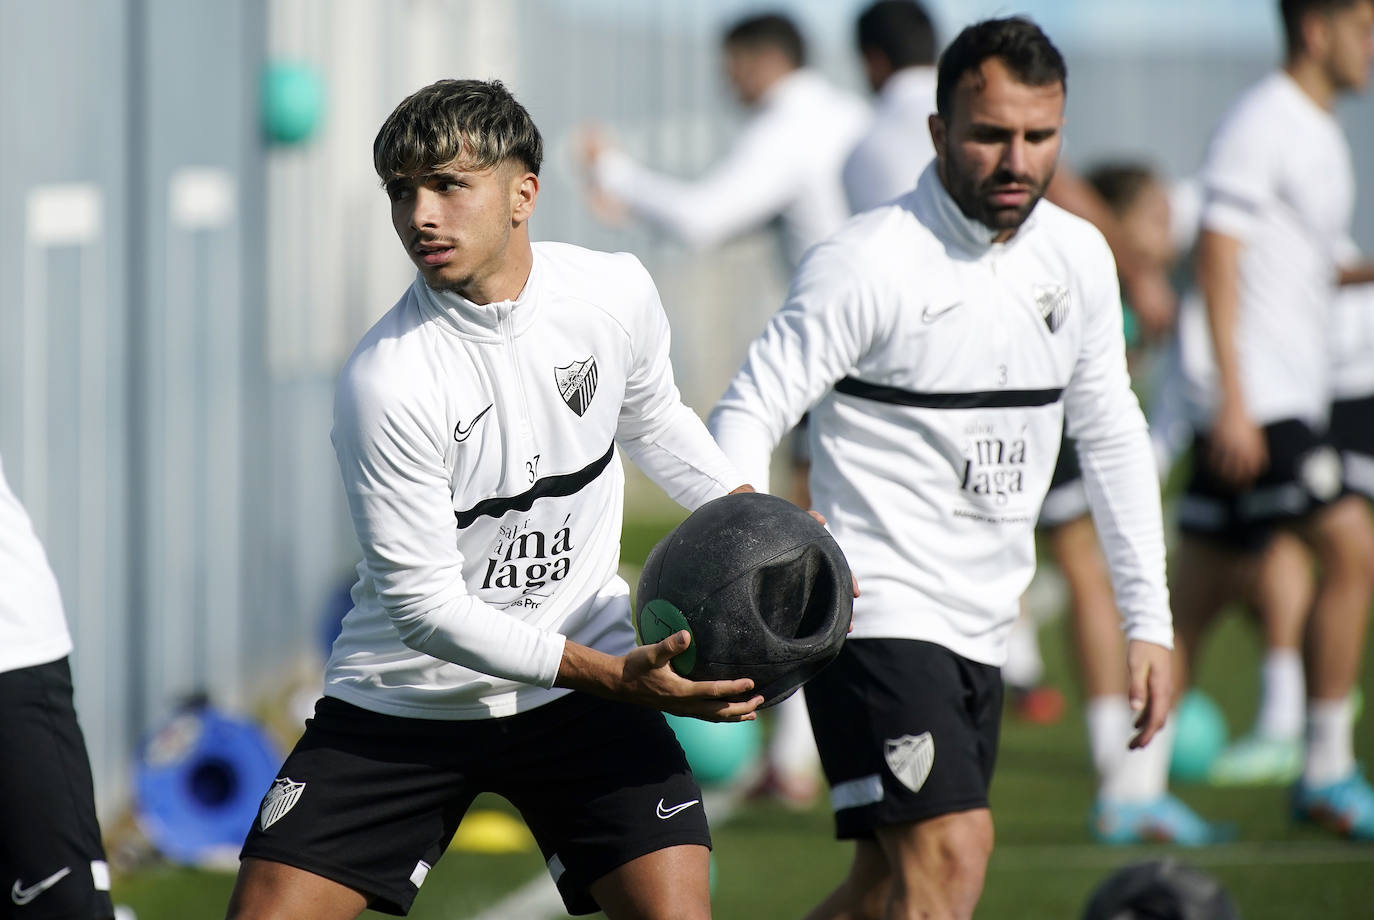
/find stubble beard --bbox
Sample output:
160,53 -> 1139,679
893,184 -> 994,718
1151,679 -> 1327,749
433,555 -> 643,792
944,156 -> 1048,236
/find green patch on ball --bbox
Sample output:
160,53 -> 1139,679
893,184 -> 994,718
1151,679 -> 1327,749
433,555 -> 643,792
636,598 -> 696,676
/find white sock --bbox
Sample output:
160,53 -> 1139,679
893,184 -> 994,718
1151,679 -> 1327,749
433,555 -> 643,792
767,692 -> 820,776
1087,695 -> 1173,804
1003,612 -> 1044,689
1086,695 -> 1132,780
1254,648 -> 1305,741
1304,697 -> 1356,787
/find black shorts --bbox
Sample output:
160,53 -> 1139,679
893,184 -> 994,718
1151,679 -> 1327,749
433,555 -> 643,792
1177,418 -> 1345,553
1331,395 -> 1374,498
239,692 -> 709,916
0,658 -> 114,920
1037,434 -> 1088,530
804,639 -> 1003,839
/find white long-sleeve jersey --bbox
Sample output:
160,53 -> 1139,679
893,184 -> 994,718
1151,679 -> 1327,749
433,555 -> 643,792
327,242 -> 742,720
842,67 -> 937,214
0,453 -> 73,674
593,70 -> 869,268
709,165 -> 1173,666
1180,71 -> 1354,428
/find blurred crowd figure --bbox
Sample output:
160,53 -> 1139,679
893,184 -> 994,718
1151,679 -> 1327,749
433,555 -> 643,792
1169,0 -> 1374,838
581,12 -> 867,270
842,0 -> 938,212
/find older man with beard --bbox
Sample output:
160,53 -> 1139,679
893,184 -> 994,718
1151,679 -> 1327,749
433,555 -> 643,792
709,18 -> 1174,920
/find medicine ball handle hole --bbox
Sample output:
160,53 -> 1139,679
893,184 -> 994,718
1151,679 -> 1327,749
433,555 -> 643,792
753,546 -> 830,638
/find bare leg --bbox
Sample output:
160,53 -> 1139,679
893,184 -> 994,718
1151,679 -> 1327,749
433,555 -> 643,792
1289,496 -> 1374,825
1246,532 -> 1313,652
1295,496 -> 1374,702
225,857 -> 368,920
1243,532 -> 1312,742
802,811 -> 993,920
1054,516 -> 1126,699
1168,534 -> 1258,694
589,844 -> 712,920
873,810 -> 994,920
803,839 -> 891,920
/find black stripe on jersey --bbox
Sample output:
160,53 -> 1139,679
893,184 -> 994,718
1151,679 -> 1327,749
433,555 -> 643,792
834,377 -> 1063,409
454,442 -> 616,529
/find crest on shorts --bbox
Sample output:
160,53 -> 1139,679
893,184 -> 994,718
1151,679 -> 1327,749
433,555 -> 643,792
259,777 -> 306,830
885,732 -> 935,793
1034,284 -> 1071,333
554,356 -> 598,417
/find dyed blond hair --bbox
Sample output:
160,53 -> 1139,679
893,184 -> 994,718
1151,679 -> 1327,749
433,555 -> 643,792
373,79 -> 543,181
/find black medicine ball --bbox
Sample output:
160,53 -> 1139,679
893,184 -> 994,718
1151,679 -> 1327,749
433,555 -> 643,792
635,491 -> 853,708
1082,859 -> 1241,920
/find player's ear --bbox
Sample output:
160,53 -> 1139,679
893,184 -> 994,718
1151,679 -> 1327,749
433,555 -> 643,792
928,113 -> 947,161
511,168 -> 539,224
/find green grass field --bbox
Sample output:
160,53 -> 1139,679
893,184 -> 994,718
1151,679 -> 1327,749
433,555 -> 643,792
111,506 -> 1374,919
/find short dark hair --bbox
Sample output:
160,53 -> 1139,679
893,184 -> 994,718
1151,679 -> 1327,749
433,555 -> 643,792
373,79 -> 543,182
1085,163 -> 1158,217
856,1 -> 936,69
1280,0 -> 1370,56
724,12 -> 807,68
935,17 -> 1067,119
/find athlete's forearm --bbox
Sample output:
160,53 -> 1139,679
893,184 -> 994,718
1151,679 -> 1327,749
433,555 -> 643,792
1338,263 -> 1374,286
553,640 -> 624,698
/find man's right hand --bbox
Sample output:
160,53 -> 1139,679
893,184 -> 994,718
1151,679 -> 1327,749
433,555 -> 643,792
1208,398 -> 1266,487
555,633 -> 763,722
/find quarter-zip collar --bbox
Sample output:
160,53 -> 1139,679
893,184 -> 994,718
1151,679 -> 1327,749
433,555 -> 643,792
915,161 -> 1040,257
414,251 -> 544,340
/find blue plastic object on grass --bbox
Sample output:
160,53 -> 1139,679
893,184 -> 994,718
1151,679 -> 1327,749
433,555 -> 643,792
135,704 -> 282,867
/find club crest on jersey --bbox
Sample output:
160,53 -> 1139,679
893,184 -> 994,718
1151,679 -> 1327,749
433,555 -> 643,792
259,777 -> 305,830
555,356 -> 598,417
1035,284 -> 1070,333
884,732 -> 935,793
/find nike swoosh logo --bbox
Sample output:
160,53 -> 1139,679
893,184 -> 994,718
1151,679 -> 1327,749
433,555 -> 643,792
453,403 -> 494,442
921,301 -> 962,323
12,867 -> 71,906
656,797 -> 700,820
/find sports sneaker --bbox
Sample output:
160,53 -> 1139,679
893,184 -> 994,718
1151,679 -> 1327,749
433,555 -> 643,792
1207,734 -> 1303,787
1091,795 -> 1230,846
1292,767 -> 1374,840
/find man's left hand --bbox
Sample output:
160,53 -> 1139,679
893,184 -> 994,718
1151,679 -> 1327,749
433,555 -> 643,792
1126,639 -> 1173,749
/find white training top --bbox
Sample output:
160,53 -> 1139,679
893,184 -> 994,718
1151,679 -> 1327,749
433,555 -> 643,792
327,242 -> 742,720
0,453 -> 73,674
842,66 -> 938,214
1331,281 -> 1374,400
1330,236 -> 1374,400
709,165 -> 1173,666
594,69 -> 870,268
1184,70 -> 1354,427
